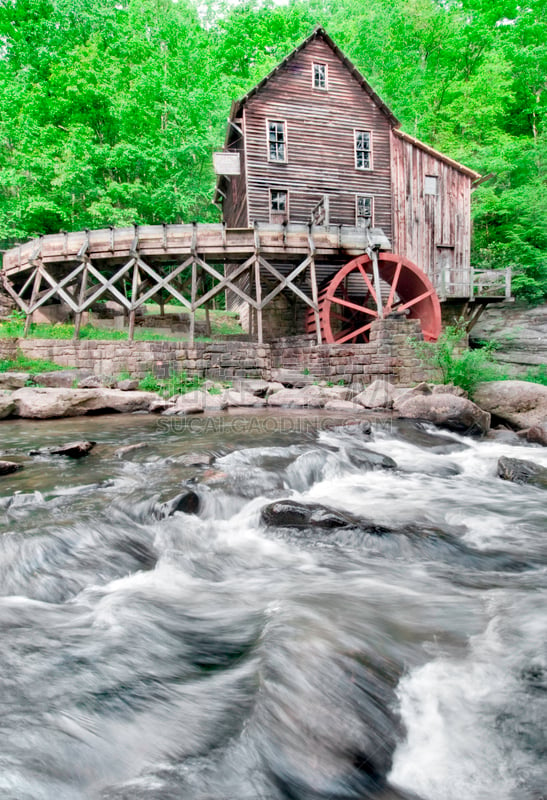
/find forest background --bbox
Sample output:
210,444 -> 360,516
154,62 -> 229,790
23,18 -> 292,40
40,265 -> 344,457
0,0 -> 545,301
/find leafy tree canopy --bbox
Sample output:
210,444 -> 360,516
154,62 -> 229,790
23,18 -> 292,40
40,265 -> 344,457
0,0 -> 545,300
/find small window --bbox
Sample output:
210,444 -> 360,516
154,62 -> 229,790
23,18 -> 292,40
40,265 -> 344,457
425,175 -> 438,195
355,130 -> 372,170
313,63 -> 327,90
270,189 -> 288,223
356,195 -> 374,228
268,120 -> 287,162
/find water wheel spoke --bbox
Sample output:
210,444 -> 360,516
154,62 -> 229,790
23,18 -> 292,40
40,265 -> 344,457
384,260 -> 402,314
336,320 -> 375,344
394,288 -> 434,314
326,294 -> 378,317
356,262 -> 378,305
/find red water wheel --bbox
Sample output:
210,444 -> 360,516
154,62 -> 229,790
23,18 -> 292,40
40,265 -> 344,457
306,253 -> 441,344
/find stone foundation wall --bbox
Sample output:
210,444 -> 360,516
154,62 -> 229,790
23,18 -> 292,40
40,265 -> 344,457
11,340 -> 270,381
2,317 -> 437,386
271,318 -> 438,386
0,338 -> 17,361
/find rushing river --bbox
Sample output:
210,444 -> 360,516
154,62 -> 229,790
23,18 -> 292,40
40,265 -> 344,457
0,410 -> 546,800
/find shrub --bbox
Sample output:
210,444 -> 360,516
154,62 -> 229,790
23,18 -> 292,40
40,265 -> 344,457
413,324 -> 507,397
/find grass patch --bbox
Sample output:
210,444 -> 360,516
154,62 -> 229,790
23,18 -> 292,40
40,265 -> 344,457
138,370 -> 206,396
0,351 -> 67,373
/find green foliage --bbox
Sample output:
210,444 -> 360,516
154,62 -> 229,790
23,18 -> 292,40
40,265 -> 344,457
413,324 -> 507,397
0,350 -> 66,373
138,369 -> 205,396
523,365 -> 547,386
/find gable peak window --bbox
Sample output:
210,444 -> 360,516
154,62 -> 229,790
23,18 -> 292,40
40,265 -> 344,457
313,63 -> 327,90
268,120 -> 287,162
355,130 -> 372,170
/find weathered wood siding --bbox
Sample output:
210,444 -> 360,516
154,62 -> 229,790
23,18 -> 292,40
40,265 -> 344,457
390,130 -> 472,297
242,38 -> 392,237
221,122 -> 248,228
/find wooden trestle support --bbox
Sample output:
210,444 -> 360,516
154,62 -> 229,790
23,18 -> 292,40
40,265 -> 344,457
1,223 -> 392,344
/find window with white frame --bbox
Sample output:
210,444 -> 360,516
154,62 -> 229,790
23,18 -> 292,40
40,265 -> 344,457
270,189 -> 288,222
356,195 -> 374,228
355,130 -> 372,170
313,63 -> 327,90
268,120 -> 287,162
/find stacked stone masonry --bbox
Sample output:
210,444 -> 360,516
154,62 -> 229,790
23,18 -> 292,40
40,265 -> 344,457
2,318 -> 437,386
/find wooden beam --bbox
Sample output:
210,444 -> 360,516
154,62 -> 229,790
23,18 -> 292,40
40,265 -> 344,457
23,269 -> 42,337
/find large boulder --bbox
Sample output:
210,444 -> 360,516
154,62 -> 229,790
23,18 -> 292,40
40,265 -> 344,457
397,393 -> 490,436
473,380 -> 547,430
10,387 -> 159,419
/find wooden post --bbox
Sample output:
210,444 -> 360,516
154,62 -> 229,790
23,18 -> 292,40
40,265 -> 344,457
370,248 -> 384,318
505,267 -> 511,299
189,259 -> 197,345
23,268 -> 42,337
308,229 -> 322,344
73,263 -> 88,339
253,222 -> 263,344
254,257 -> 263,344
128,260 -> 139,341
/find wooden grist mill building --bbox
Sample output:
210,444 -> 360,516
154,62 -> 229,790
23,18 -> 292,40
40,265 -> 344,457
2,27 -> 510,345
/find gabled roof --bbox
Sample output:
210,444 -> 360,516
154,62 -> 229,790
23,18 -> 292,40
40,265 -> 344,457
231,26 -> 399,127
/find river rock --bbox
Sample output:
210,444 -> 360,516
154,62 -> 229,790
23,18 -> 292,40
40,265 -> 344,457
222,389 -> 266,408
516,426 -> 547,447
78,375 -> 110,389
393,381 -> 432,410
261,499 -> 359,529
397,393 -> 490,436
0,460 -> 23,475
473,380 -> 547,429
270,369 -> 316,388
31,369 -> 91,388
0,372 -> 28,390
179,452 -> 214,467
324,399 -> 366,413
115,442 -> 149,458
354,380 -> 395,409
163,390 -> 221,415
116,378 -> 139,391
30,440 -> 96,459
231,378 -> 271,397
10,387 -> 159,418
348,447 -> 397,470
156,489 -> 201,518
267,387 -> 324,408
432,383 -> 467,397
497,456 -> 547,488
0,393 -> 15,419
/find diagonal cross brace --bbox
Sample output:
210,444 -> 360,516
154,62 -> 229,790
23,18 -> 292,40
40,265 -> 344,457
258,255 -> 318,311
